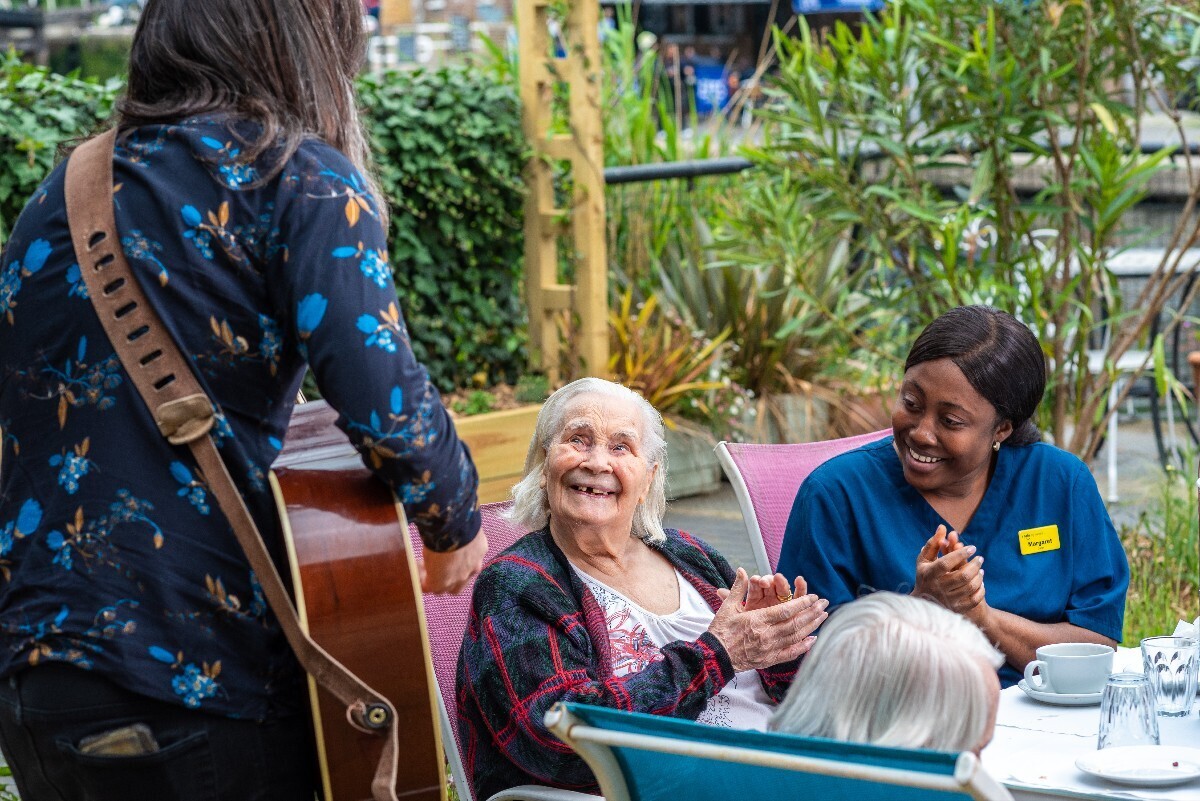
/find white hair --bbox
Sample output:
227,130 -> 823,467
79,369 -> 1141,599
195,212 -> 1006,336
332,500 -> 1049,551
770,593 -> 1004,752
508,378 -> 669,544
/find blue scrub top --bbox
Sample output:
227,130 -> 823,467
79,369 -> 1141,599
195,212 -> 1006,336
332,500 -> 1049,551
777,436 -> 1129,687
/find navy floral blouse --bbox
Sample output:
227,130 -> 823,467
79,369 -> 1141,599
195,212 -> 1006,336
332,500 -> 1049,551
0,118 -> 481,720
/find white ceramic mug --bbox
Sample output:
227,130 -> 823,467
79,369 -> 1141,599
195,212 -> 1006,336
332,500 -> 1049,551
1024,642 -> 1114,694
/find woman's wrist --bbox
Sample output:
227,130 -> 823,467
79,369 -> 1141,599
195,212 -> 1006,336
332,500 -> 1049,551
965,599 -> 993,631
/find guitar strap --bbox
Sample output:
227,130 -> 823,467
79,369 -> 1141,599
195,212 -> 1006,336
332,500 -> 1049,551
65,128 -> 402,801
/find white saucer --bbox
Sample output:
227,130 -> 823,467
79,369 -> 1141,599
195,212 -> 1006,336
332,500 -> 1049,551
1017,679 -> 1102,706
1077,745 -> 1200,787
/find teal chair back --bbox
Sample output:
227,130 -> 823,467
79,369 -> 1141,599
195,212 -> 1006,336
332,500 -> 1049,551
545,703 -> 1012,801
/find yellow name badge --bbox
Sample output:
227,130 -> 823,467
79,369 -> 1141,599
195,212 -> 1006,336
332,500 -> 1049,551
1019,524 -> 1061,555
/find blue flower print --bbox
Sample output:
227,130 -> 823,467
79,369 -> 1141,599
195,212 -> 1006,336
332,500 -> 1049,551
29,336 -> 122,428
245,462 -> 266,493
296,294 -> 328,357
345,384 -> 440,470
398,476 -> 434,505
248,572 -> 267,617
173,663 -> 221,708
258,314 -> 281,374
299,168 -> 379,226
13,605 -> 100,670
0,498 -> 43,559
65,263 -> 89,299
85,599 -> 139,640
49,438 -> 95,495
121,231 -> 170,286
204,571 -> 266,620
200,136 -> 258,188
148,646 -> 223,709
210,413 -> 234,448
23,238 -> 51,273
170,461 -> 211,515
206,316 -> 250,361
182,203 -> 279,274
37,493 -> 162,577
356,302 -> 410,354
180,203 -> 242,264
411,450 -> 474,550
196,315 -> 280,377
181,205 -> 215,259
115,126 -> 171,167
1,237 -> 51,325
44,528 -> 74,571
331,243 -> 391,289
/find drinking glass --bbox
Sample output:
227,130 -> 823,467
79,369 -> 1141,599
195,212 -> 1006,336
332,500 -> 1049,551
1141,636 -> 1199,717
1098,673 -> 1160,749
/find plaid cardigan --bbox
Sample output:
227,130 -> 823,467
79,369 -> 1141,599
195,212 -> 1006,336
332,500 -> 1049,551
456,527 -> 799,801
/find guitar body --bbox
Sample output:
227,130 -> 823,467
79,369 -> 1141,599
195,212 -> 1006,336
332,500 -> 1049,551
269,400 -> 446,801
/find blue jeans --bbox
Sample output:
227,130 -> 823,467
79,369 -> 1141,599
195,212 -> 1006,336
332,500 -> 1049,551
0,663 -> 317,801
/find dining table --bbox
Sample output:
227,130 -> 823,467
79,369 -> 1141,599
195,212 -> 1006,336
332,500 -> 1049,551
982,648 -> 1200,800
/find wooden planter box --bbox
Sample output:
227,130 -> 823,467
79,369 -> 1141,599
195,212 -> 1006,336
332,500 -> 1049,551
453,405 -> 541,504
664,426 -> 723,500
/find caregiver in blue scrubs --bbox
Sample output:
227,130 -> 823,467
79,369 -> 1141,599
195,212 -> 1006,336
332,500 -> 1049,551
776,306 -> 1128,687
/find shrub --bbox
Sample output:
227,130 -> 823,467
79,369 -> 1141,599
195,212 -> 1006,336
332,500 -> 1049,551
758,0 -> 1200,459
1121,462 -> 1198,644
0,53 -> 119,245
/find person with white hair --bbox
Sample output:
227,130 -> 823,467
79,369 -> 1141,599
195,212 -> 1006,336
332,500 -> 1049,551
770,592 -> 1004,754
457,377 -> 829,801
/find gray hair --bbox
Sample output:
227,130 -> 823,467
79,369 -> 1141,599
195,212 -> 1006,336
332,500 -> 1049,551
508,378 -> 669,544
770,593 -> 1004,752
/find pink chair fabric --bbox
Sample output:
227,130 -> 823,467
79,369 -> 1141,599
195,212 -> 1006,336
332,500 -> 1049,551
717,430 -> 890,574
409,500 -> 527,800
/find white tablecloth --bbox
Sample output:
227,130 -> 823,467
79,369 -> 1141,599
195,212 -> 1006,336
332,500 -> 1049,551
983,648 -> 1200,800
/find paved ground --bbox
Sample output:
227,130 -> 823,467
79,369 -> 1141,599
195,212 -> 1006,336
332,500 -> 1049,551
663,415 -> 1180,573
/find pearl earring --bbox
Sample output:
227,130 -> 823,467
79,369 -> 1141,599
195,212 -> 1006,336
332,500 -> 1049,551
992,441 -> 1001,452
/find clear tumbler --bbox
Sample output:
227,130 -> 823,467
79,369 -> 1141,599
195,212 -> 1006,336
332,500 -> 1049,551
1141,636 -> 1199,717
1098,672 -> 1160,750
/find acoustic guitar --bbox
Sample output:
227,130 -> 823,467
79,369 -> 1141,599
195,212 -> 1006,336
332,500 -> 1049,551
269,399 -> 446,801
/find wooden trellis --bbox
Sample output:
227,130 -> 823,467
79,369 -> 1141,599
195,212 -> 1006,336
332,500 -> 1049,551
517,0 -> 608,383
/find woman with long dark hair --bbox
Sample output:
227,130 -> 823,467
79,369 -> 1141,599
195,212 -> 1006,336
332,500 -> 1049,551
776,306 -> 1128,688
0,1 -> 487,797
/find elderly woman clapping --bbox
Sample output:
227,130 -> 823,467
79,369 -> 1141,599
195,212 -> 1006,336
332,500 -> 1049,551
457,378 -> 828,801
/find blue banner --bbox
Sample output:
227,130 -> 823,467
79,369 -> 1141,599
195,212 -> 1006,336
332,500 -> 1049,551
793,0 -> 884,13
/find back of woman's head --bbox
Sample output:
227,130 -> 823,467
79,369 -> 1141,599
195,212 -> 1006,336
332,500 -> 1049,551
905,305 -> 1046,446
118,0 -> 370,180
769,593 -> 1003,752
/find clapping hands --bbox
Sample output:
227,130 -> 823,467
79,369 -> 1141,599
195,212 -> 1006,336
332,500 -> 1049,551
914,524 -> 988,622
708,569 -> 828,672
716,572 -> 807,611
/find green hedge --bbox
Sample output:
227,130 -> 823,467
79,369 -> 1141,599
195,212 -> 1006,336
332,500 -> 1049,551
0,57 -> 119,243
0,55 -> 528,392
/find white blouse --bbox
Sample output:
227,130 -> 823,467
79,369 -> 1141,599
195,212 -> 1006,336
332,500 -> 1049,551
571,564 -> 774,730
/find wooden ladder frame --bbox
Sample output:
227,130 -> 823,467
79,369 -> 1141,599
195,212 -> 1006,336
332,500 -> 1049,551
517,0 -> 609,382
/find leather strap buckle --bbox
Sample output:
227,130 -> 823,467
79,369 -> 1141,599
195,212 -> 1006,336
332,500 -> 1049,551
157,395 -> 216,444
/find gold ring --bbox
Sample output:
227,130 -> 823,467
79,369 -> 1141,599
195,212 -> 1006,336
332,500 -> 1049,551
776,592 -> 793,603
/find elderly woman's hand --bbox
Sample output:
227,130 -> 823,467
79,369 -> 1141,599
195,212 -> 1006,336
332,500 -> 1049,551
708,568 -> 828,671
716,573 -> 805,612
913,525 -> 985,616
